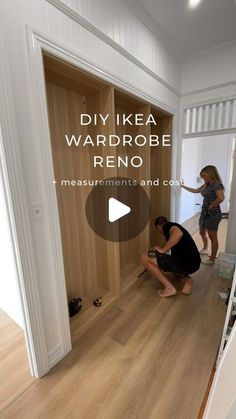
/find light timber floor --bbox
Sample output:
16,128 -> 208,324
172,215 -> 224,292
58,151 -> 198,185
193,217 -> 227,255
0,310 -> 35,413
1,221 -> 228,419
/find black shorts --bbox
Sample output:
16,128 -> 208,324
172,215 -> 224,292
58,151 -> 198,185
155,252 -> 199,275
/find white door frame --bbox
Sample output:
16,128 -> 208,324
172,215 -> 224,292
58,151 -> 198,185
177,100 -> 236,221
180,132 -> 234,212
0,35 -> 48,378
25,23 -> 179,367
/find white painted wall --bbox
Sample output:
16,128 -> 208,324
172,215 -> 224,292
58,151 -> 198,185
200,134 -> 234,213
0,139 -> 24,328
0,0 -> 181,369
226,398 -> 236,419
181,43 -> 236,98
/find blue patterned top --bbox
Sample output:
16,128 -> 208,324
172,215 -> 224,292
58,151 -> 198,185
201,182 -> 224,208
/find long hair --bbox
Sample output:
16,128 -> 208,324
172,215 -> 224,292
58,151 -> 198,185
200,165 -> 223,183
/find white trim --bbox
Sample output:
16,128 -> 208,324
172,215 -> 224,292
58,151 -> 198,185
48,344 -> 64,369
46,0 -> 180,97
0,35 -> 48,378
170,112 -> 180,221
26,27 -> 72,363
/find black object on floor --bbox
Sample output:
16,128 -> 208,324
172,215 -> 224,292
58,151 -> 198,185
93,297 -> 102,307
69,297 -> 83,317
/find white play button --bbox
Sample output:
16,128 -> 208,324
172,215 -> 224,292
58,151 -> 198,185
108,198 -> 131,223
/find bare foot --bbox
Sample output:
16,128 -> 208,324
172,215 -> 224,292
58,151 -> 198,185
158,287 -> 177,298
181,277 -> 193,295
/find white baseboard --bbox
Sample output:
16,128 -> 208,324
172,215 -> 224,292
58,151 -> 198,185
48,344 -> 64,369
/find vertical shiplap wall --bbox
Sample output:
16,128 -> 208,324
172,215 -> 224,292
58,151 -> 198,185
57,0 -> 181,91
0,0 -> 180,366
44,0 -> 180,108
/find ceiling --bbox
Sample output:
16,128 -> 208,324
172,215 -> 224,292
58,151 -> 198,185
135,0 -> 236,57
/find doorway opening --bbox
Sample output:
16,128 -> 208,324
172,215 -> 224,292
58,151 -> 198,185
179,132 -> 236,252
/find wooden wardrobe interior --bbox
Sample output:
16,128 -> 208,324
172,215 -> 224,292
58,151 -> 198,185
43,53 -> 172,340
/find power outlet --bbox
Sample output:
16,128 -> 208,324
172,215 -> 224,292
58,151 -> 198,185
31,204 -> 43,221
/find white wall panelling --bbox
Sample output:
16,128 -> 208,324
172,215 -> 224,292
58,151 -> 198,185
46,0 -> 180,102
48,0 -> 181,93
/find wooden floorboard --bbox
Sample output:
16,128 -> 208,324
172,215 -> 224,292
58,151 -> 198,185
0,310 -> 35,414
1,264 -> 226,419
1,221 -> 228,419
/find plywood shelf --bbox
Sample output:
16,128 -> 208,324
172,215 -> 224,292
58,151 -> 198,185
70,288 -> 115,342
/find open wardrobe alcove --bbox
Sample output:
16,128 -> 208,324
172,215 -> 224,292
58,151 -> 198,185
43,53 -> 173,341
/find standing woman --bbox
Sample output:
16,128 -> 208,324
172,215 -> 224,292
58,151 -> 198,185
181,165 -> 225,265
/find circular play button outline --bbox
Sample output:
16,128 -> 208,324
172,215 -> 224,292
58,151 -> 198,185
85,177 -> 150,242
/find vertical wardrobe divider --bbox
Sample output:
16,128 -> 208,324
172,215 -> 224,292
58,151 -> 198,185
98,86 -> 120,298
150,108 -> 172,247
114,90 -> 151,290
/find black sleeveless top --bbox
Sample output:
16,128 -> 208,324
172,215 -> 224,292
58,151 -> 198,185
162,222 -> 201,269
